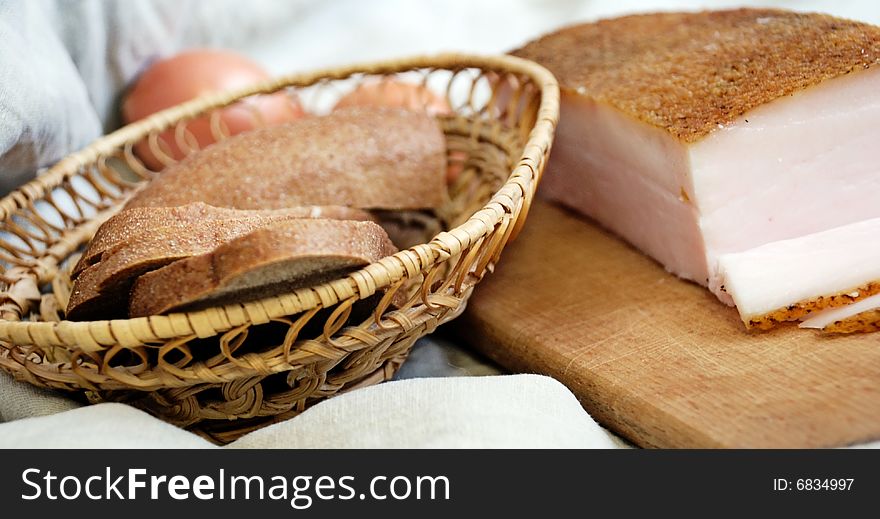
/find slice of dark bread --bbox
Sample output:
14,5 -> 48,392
73,203 -> 371,278
65,263 -> 116,321
128,219 -> 397,317
124,106 -> 448,211
65,208 -> 373,321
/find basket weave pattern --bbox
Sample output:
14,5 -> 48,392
0,54 -> 559,443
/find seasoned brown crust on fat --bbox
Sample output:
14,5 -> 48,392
743,281 -> 880,330
821,309 -> 880,333
512,8 -> 880,143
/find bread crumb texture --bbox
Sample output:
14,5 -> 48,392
512,8 -> 880,142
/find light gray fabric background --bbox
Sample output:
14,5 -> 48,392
0,0 -> 877,448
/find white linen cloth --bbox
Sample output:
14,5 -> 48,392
0,374 -> 624,449
0,0 -> 877,448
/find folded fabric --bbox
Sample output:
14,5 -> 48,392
0,370 -> 82,423
0,374 -> 622,449
0,0 -> 318,193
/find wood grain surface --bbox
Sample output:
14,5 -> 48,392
456,200 -> 880,448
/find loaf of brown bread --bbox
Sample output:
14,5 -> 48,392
66,206 -> 373,321
129,218 -> 397,317
124,106 -> 448,211
73,203 -> 373,278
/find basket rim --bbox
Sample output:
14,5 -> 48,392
0,52 -> 560,349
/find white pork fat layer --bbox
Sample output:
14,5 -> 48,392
716,216 -> 880,322
542,66 -> 880,319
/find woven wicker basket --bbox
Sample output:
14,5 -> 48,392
0,53 -> 559,443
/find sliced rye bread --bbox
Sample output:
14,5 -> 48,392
128,219 -> 397,317
73,203 -> 371,278
65,263 -> 115,322
65,209 -> 373,321
123,106 -> 448,211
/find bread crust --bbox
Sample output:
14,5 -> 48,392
512,8 -> 880,142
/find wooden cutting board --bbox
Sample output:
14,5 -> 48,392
455,200 -> 880,448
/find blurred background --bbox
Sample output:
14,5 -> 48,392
1,0 -> 877,193
251,0 -> 880,72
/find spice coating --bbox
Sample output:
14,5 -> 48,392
513,8 -> 880,142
